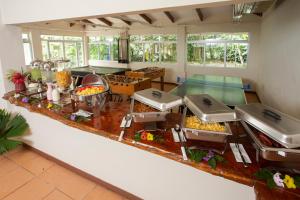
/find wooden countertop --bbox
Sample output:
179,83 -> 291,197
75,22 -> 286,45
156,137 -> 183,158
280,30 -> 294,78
3,91 -> 300,199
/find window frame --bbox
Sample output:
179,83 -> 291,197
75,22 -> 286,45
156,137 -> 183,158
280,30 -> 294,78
40,35 -> 84,67
22,32 -> 34,66
186,33 -> 249,68
129,34 -> 177,64
87,36 -> 119,62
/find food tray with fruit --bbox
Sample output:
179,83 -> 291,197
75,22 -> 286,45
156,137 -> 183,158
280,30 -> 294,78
74,84 -> 108,97
182,115 -> 232,143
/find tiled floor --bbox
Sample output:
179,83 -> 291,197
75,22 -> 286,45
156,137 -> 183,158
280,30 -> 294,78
0,147 -> 127,200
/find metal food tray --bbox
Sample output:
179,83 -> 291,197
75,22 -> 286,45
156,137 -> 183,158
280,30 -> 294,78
183,94 -> 237,122
183,122 -> 232,143
235,103 -> 300,149
132,88 -> 183,112
131,111 -> 169,123
241,121 -> 300,162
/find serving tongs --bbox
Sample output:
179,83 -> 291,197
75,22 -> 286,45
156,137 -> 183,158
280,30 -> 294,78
118,114 -> 132,142
175,124 -> 188,160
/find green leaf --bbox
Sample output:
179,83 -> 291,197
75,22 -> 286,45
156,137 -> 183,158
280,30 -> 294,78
188,149 -> 207,163
266,178 -> 276,189
215,155 -> 225,163
254,169 -> 273,180
5,114 -> 29,138
0,139 -> 22,154
0,109 -> 28,154
134,133 -> 141,141
208,158 -> 217,169
294,176 -> 300,188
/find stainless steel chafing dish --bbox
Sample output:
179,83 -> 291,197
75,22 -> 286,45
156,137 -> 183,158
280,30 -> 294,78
182,94 -> 236,143
236,103 -> 300,162
130,88 -> 183,122
73,74 -> 110,108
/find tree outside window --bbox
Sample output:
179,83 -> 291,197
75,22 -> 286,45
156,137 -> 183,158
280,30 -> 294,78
41,35 -> 84,67
187,33 -> 249,68
129,34 -> 177,63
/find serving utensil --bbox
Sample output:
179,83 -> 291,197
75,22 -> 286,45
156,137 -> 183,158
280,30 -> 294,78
175,124 -> 188,160
118,114 -> 131,142
235,143 -> 248,168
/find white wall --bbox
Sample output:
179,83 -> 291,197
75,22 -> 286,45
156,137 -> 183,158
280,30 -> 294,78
0,2 -> 25,108
0,0 -> 258,24
12,105 -> 255,200
258,0 -> 300,118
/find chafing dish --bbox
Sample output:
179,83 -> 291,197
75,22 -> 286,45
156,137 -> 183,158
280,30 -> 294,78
182,94 -> 235,143
73,74 -> 109,107
235,103 -> 300,149
241,121 -> 300,162
130,88 -> 183,123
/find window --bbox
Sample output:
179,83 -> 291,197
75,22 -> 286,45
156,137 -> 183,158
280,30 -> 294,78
88,36 -> 119,61
22,33 -> 33,65
129,34 -> 177,63
187,33 -> 249,68
41,35 -> 84,67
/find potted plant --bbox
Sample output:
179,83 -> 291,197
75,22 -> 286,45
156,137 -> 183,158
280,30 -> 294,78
0,109 -> 29,154
6,69 -> 28,93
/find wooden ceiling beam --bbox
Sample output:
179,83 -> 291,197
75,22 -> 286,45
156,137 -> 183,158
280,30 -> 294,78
98,17 -> 113,26
196,8 -> 204,21
139,14 -> 152,24
121,19 -> 132,26
81,19 -> 94,24
164,11 -> 175,23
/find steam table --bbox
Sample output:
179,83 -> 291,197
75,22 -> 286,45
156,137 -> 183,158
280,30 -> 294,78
170,74 -> 246,106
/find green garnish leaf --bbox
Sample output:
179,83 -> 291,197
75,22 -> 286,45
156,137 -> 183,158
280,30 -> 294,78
134,133 -> 141,141
215,155 -> 225,163
266,178 -> 276,189
254,168 -> 273,180
294,176 -> 300,188
188,149 -> 207,163
208,158 -> 217,169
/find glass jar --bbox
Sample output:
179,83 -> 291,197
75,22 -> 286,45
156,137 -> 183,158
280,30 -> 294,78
55,70 -> 71,90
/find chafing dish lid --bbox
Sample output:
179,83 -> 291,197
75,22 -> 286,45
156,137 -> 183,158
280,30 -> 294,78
235,103 -> 300,149
183,94 -> 237,122
133,88 -> 183,111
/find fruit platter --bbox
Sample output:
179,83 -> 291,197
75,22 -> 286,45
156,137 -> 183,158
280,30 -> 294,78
75,85 -> 106,97
73,74 -> 110,108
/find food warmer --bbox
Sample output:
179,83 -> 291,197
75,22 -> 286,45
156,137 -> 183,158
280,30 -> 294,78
72,74 -> 110,108
130,88 -> 183,123
236,103 -> 300,163
182,94 -> 237,143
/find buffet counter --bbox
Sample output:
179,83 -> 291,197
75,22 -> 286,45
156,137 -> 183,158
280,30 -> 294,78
3,91 -> 300,200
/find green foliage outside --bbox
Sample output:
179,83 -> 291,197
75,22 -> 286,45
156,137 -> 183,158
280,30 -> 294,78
0,109 -> 28,154
187,33 -> 249,68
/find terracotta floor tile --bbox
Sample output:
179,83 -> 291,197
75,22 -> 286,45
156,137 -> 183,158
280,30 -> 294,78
0,167 -> 34,199
39,165 -> 96,200
3,146 -> 24,158
6,149 -> 39,166
21,155 -> 54,176
3,177 -> 55,200
43,190 -> 73,200
0,157 -> 19,177
83,186 -> 123,200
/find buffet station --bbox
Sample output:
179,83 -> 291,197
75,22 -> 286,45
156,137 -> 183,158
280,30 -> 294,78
3,63 -> 300,199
